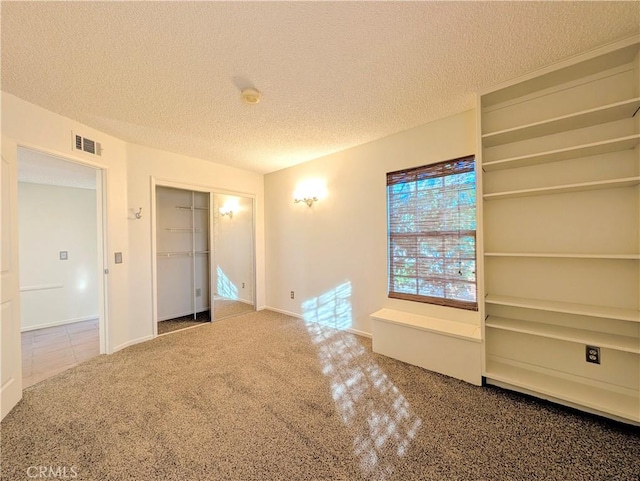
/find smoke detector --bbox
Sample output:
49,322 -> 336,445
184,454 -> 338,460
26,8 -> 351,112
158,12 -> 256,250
240,88 -> 261,105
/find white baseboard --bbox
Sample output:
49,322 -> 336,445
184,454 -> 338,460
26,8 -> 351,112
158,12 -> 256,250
158,308 -> 210,322
346,328 -> 372,339
263,306 -> 372,338
112,335 -> 154,354
21,315 -> 99,332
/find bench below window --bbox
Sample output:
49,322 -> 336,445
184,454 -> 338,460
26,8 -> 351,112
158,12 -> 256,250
370,308 -> 482,386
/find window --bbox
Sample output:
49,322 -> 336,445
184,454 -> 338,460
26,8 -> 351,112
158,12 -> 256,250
387,155 -> 477,311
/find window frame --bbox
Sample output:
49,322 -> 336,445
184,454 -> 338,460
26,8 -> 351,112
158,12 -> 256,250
386,155 -> 478,311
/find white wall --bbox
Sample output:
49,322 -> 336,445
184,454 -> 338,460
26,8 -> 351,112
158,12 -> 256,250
126,142 -> 264,337
18,182 -> 98,330
2,92 -> 130,352
264,109 -> 477,335
2,92 -> 265,352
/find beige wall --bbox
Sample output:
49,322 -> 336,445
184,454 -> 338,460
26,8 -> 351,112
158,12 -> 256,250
2,92 -> 265,352
2,92 -> 130,352
264,109 -> 478,335
18,182 -> 98,330
126,143 -> 264,337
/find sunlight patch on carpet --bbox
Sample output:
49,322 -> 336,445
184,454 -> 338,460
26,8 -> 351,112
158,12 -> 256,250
303,282 -> 422,480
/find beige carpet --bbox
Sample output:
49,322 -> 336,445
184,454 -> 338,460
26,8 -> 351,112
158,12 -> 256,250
213,297 -> 254,320
2,310 -> 639,480
157,311 -> 211,335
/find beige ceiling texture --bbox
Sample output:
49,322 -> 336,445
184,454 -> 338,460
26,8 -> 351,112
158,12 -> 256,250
2,2 -> 639,174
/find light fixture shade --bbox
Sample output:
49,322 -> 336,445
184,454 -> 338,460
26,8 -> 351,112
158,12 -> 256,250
240,88 -> 261,105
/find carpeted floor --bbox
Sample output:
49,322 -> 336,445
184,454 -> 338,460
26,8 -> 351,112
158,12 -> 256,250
213,297 -> 254,320
157,311 -> 211,335
2,310 -> 639,480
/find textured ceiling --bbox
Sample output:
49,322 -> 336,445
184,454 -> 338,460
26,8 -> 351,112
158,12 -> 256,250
18,148 -> 96,190
2,2 -> 639,174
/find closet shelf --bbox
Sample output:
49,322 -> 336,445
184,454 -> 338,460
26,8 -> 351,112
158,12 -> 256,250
483,176 -> 640,200
484,252 -> 640,260
157,250 -> 210,258
175,205 -> 209,211
485,294 -> 639,322
164,227 -> 202,233
485,316 -> 640,353
481,97 -> 640,147
482,134 -> 640,171
485,357 -> 640,421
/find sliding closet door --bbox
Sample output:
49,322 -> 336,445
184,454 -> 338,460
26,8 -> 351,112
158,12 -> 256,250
212,193 -> 255,319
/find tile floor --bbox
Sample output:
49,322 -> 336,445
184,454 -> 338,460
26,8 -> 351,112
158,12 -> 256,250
21,319 -> 100,388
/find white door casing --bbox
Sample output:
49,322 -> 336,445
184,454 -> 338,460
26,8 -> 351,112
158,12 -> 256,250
1,137 -> 23,420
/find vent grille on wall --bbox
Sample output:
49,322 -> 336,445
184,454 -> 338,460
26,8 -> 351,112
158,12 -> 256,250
73,133 -> 102,156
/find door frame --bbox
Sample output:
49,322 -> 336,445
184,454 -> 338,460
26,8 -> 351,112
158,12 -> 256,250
150,177 -> 257,337
15,143 -> 110,355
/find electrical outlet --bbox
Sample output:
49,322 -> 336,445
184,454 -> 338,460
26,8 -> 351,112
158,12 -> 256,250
586,345 -> 600,364
290,291 -> 295,299
59,251 -> 68,260
242,282 -> 245,288
195,288 -> 202,297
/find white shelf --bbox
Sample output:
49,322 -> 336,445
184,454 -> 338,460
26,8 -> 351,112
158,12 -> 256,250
483,135 -> 640,171
175,205 -> 209,211
485,357 -> 640,422
485,294 -> 640,322
482,98 -> 640,147
486,316 -> 640,353
483,176 -> 640,200
484,252 -> 640,260
370,308 -> 481,342
164,228 -> 202,233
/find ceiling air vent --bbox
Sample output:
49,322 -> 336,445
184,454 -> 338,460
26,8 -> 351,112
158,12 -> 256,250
73,133 -> 102,156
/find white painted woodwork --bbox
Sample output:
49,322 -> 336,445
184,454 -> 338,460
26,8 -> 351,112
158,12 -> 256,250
371,309 -> 482,386
1,137 -> 22,420
480,36 -> 640,423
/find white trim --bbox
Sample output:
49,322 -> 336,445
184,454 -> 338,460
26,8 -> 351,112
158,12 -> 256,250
14,144 -> 109,356
112,335 -> 154,353
157,309 -> 211,322
263,307 -> 372,338
20,284 -> 63,292
21,315 -> 98,332
263,306 -> 302,318
346,328 -> 372,339
479,34 -> 640,96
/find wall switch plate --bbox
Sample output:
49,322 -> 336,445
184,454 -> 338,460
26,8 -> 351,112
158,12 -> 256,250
586,345 -> 600,364
290,291 -> 295,299
195,288 -> 202,297
242,282 -> 245,288
114,252 -> 123,264
59,251 -> 68,260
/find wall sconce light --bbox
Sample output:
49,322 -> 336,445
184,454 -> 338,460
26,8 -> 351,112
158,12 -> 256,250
219,206 -> 234,219
293,179 -> 325,208
294,195 -> 318,207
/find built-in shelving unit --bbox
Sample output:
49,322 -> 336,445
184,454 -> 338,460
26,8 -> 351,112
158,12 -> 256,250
156,187 -> 211,322
479,36 -> 640,424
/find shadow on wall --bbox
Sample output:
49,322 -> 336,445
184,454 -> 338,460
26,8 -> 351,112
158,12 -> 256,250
303,282 -> 422,480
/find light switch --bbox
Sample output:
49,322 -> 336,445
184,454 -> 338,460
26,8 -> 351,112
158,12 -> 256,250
59,251 -> 68,260
115,252 -> 123,264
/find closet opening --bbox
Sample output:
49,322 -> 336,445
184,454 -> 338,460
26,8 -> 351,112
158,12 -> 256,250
155,186 -> 211,335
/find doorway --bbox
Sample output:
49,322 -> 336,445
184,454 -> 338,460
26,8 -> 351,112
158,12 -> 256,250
17,147 -> 106,387
155,185 -> 211,335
